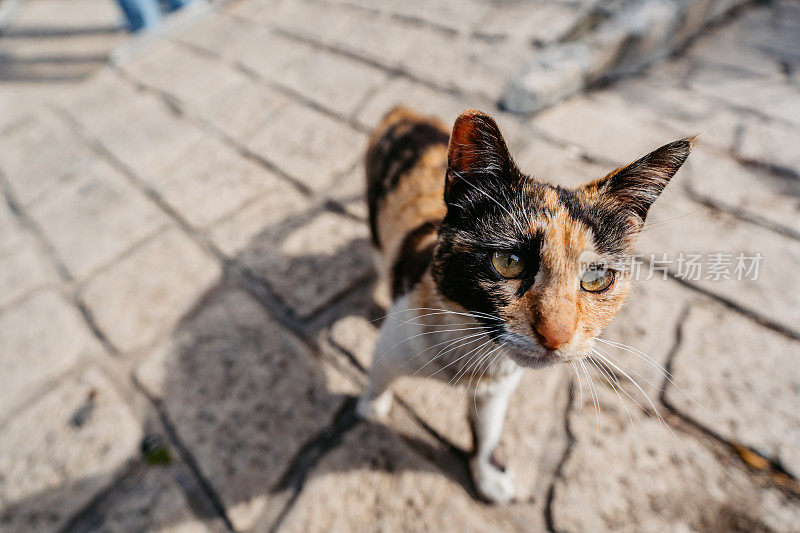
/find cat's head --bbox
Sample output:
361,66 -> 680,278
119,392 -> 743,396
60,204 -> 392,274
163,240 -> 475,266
431,110 -> 694,368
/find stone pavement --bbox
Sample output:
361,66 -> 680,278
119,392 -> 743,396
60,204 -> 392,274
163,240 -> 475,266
1,0 -> 799,531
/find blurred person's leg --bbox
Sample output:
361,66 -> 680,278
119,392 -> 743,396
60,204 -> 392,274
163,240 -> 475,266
163,0 -> 194,12
116,0 -> 161,32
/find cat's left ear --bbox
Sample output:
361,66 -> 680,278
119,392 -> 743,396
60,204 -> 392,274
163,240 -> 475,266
445,110 -> 516,204
588,136 -> 696,224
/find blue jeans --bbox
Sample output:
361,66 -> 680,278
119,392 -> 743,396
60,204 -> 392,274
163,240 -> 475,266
116,0 -> 193,32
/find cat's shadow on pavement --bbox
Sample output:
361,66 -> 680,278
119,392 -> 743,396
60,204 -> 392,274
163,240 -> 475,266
0,204 -> 477,531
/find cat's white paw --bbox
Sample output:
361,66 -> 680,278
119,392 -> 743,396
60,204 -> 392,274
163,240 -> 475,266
356,390 -> 393,421
470,456 -> 516,504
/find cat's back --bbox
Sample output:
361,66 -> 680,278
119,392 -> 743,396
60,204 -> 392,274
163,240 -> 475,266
365,107 -> 450,250
365,107 -> 450,297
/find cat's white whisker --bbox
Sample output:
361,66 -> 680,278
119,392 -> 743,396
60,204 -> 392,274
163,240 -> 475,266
426,336 -> 497,385
371,306 -> 504,325
373,324 -> 496,367
472,345 -> 508,422
570,362 -> 584,414
428,339 -> 498,407
596,338 -> 705,412
593,345 -> 662,388
413,328 -> 502,378
588,356 -> 640,461
579,359 -> 601,446
591,350 -> 692,454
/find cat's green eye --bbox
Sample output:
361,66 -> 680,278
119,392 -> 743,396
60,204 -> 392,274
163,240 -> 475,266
580,268 -> 615,292
492,251 -> 525,278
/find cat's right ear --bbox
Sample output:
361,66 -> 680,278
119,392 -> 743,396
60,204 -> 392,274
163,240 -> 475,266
445,110 -> 515,204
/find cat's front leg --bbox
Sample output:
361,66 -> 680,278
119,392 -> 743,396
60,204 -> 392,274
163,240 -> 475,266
468,368 -> 522,504
357,297 -> 417,420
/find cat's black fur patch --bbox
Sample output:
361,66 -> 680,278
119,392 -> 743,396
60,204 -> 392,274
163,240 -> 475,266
392,220 -> 439,299
365,120 -> 449,247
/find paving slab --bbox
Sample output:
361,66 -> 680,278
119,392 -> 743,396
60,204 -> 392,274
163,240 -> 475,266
207,179 -> 310,258
279,421 -> 546,533
474,2 -> 579,44
55,70 -> 149,134
149,136 -> 276,229
275,47 -> 388,117
229,209 -> 373,318
0,201 -> 56,308
190,77 -> 291,144
136,287 -> 354,530
121,40 -> 250,111
638,188 -> 800,336
0,289 -> 105,421
596,276 -> 699,402
246,102 -> 365,192
737,115 -> 800,177
63,463 -> 225,533
552,386 -> 800,532
529,92 -> 687,166
0,366 -> 143,532
666,302 -> 800,479
685,147 -> 800,236
689,64 -> 800,130
0,112 -> 96,207
80,227 -> 221,353
91,92 -> 205,181
27,158 -> 169,280
354,77 -> 472,130
598,80 -> 742,154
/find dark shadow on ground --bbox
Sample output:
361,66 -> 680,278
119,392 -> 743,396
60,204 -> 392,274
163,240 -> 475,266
0,199 -> 476,531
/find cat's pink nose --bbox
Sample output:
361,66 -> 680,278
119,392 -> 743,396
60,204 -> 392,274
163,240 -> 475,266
534,319 -> 575,350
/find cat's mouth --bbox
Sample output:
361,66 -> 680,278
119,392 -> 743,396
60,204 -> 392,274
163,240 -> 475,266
508,350 -> 559,368
497,331 -> 584,369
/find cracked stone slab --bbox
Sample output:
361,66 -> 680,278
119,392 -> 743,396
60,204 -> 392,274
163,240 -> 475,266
136,287 -> 354,530
328,313 -> 570,503
279,421 -> 547,533
80,227 -> 221,353
552,385 -> 800,532
0,289 -> 105,421
0,366 -> 143,532
666,302 -> 800,479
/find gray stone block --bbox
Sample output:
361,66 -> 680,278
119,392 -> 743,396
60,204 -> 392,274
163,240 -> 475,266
136,287 -> 353,530
0,367 -> 143,532
80,227 -> 221,353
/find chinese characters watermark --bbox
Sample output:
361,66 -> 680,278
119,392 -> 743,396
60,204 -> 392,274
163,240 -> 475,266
578,251 -> 763,281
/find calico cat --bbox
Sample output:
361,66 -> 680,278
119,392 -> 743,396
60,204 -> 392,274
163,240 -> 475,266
357,107 -> 693,503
